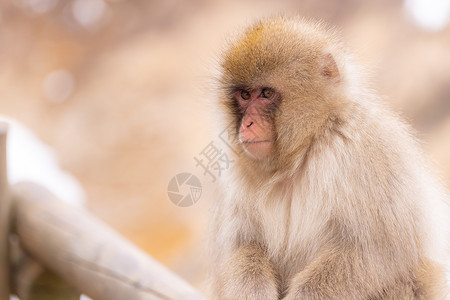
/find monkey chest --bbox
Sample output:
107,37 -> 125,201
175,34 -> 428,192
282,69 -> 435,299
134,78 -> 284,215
256,195 -> 326,267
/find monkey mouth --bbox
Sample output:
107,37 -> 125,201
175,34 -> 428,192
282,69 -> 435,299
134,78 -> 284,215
240,139 -> 273,159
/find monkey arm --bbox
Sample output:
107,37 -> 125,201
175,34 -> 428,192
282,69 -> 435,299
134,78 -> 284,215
282,232 -> 425,300
212,244 -> 280,300
282,245 -> 383,300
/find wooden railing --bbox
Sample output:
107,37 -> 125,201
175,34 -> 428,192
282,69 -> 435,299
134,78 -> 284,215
0,124 -> 205,300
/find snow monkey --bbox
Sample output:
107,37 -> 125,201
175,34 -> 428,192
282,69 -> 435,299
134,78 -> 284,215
209,17 -> 450,300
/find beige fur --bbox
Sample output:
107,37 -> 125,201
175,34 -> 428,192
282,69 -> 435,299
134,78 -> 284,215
210,17 -> 450,300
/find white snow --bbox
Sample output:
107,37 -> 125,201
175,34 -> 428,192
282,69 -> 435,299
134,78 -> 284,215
0,115 -> 85,206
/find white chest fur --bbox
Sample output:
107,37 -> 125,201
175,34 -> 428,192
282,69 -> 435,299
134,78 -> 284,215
252,180 -> 330,275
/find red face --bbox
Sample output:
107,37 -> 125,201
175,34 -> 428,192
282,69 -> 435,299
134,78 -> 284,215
235,87 -> 278,159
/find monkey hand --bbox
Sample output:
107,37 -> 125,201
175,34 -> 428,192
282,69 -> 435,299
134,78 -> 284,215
282,247 -> 372,300
282,272 -> 335,300
216,244 -> 280,300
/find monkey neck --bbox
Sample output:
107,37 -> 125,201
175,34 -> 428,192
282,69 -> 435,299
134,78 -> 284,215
235,139 -> 314,186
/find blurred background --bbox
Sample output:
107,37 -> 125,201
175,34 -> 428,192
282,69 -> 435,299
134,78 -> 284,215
0,0 -> 449,292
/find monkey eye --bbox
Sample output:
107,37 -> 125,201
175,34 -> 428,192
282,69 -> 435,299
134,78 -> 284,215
240,90 -> 251,100
262,88 -> 273,99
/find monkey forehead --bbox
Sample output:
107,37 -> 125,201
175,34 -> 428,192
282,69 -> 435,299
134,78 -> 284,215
221,17 -> 334,87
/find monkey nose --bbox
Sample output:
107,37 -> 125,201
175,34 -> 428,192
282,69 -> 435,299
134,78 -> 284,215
246,121 -> 254,128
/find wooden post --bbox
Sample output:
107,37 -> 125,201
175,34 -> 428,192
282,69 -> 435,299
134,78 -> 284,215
0,123 -> 10,299
10,232 -> 80,300
12,182 -> 205,300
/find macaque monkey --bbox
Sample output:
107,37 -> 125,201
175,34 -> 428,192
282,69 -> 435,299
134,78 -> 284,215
209,17 -> 450,300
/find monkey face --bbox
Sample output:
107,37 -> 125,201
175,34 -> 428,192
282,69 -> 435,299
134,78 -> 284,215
234,87 -> 280,159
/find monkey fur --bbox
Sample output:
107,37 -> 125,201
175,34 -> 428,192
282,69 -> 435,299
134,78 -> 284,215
209,17 -> 450,300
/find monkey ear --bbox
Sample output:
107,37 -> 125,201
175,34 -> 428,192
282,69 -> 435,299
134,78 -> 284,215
320,53 -> 340,81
